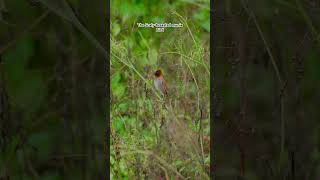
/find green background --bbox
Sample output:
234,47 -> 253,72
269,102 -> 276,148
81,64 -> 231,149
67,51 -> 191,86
110,0 -> 210,179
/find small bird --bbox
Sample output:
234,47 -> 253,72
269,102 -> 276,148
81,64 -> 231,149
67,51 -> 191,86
154,69 -> 168,96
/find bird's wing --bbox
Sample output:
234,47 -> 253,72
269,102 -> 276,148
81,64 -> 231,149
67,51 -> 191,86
161,79 -> 168,95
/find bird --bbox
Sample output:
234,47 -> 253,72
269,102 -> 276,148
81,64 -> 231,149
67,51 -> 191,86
154,69 -> 168,96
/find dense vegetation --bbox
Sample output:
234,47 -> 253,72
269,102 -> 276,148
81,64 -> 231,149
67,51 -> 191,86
1,0 -> 320,179
214,0 -> 320,179
110,0 -> 210,179
0,0 -> 107,179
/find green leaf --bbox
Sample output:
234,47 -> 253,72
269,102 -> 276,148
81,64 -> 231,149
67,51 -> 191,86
111,72 -> 121,89
201,20 -> 210,32
204,156 -> 210,164
174,160 -> 183,167
193,9 -> 210,32
111,72 -> 126,98
148,48 -> 158,65
114,85 -> 125,98
133,3 -> 146,17
119,2 -> 130,22
118,103 -> 128,112
125,37 -> 134,49
112,22 -> 121,36
113,117 -> 125,132
145,99 -> 153,111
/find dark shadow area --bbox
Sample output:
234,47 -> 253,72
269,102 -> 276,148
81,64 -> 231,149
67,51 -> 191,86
213,0 -> 320,179
0,0 -> 108,179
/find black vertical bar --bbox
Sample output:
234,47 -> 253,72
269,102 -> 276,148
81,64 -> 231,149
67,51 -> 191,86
106,0 -> 110,179
210,0 -> 214,179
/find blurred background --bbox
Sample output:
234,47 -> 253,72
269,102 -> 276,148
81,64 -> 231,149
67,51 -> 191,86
214,0 -> 320,179
2,0 -> 320,179
110,0 -> 210,179
0,0 -> 107,179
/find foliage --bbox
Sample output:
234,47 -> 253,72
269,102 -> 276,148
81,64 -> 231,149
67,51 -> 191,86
214,0 -> 320,179
0,0 -> 107,179
110,0 -> 210,179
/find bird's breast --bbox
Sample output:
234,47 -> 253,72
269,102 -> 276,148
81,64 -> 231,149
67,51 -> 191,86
154,78 -> 162,90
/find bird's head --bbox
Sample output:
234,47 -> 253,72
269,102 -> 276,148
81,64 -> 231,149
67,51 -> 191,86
154,69 -> 162,77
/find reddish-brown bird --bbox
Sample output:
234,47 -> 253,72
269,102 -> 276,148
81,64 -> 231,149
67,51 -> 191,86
154,69 -> 168,96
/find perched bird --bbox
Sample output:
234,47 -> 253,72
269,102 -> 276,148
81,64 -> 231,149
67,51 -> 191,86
154,69 -> 168,96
